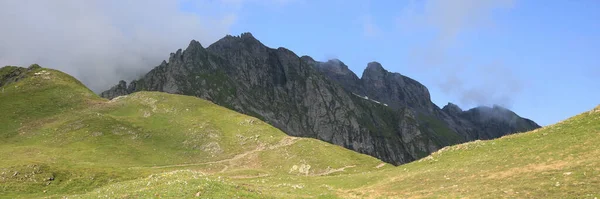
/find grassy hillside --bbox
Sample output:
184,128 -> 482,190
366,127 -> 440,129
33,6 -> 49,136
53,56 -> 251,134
345,105 -> 600,198
0,65 -> 598,198
0,66 -> 386,198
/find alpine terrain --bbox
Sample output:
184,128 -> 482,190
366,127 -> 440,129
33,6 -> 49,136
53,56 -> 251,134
101,33 -> 540,165
0,65 -> 598,198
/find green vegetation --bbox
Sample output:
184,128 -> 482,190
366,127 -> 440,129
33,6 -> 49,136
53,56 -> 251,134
418,114 -> 464,146
351,107 -> 600,198
1,65 -> 599,198
350,94 -> 400,139
0,66 -> 384,198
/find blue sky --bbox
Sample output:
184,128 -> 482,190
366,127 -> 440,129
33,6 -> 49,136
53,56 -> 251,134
0,0 -> 597,126
185,0 -> 599,126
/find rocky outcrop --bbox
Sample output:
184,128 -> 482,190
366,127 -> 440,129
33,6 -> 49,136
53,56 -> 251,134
442,103 -> 463,116
445,105 -> 540,139
101,32 -> 540,165
361,62 -> 435,114
314,59 -> 364,95
0,64 -> 41,87
100,80 -> 134,99
316,60 -> 540,142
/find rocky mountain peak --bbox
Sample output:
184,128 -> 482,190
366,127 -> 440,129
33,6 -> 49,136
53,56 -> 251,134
240,32 -> 255,39
188,39 -> 203,48
100,80 -> 134,99
219,32 -> 260,44
366,61 -> 385,71
463,105 -> 521,125
492,104 -> 509,111
101,33 -> 541,165
471,105 -> 511,114
180,39 -> 208,63
318,59 -> 353,75
300,55 -> 316,65
313,58 -> 363,94
442,102 -> 463,115
185,40 -> 205,52
168,49 -> 183,63
458,105 -> 540,137
362,61 -> 387,80
326,58 -> 343,64
207,32 -> 266,55
117,80 -> 126,88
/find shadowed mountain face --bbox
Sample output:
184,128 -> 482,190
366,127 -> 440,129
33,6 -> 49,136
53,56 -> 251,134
314,60 -> 541,142
101,33 -> 540,165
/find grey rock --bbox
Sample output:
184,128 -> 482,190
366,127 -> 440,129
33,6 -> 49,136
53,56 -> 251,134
442,103 -> 463,115
100,80 -> 131,99
314,59 -> 364,95
101,33 -> 540,165
317,59 -> 540,142
361,61 -> 434,113
0,65 -> 40,87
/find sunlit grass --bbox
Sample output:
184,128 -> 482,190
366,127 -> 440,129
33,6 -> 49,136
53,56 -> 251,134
1,65 -> 598,198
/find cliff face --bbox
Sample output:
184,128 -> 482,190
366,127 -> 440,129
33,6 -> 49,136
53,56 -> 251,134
315,60 -> 540,142
101,33 -> 540,165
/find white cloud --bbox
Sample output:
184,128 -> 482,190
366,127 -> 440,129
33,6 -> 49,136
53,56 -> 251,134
423,0 -> 514,43
361,15 -> 382,38
0,0 -> 237,92
397,0 -> 519,107
398,0 -> 514,44
216,0 -> 300,10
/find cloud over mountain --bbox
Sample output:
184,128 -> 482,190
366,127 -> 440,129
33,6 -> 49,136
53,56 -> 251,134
0,0 -> 236,92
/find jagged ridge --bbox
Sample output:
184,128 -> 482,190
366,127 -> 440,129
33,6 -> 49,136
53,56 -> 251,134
101,32 -> 540,165
315,59 -> 540,141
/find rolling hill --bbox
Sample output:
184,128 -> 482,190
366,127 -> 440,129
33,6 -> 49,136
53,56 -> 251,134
0,65 -> 598,198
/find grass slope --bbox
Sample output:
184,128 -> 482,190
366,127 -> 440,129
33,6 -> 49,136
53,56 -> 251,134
1,65 -> 598,198
0,66 -> 385,198
347,105 -> 600,198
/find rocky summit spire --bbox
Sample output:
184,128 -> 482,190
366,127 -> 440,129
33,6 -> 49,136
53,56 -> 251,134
186,40 -> 204,51
361,61 -> 387,81
314,59 -> 363,94
319,59 -> 353,75
207,32 -> 267,55
240,32 -> 255,39
442,102 -> 463,115
366,61 -> 385,71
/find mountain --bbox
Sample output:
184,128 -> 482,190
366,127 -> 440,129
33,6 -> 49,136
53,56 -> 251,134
101,33 -> 540,165
0,65 -> 384,198
1,65 -> 598,198
315,60 -> 540,140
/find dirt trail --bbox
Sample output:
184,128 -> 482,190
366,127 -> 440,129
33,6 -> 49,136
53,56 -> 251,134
228,173 -> 270,179
312,165 -> 356,176
131,137 -> 300,171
